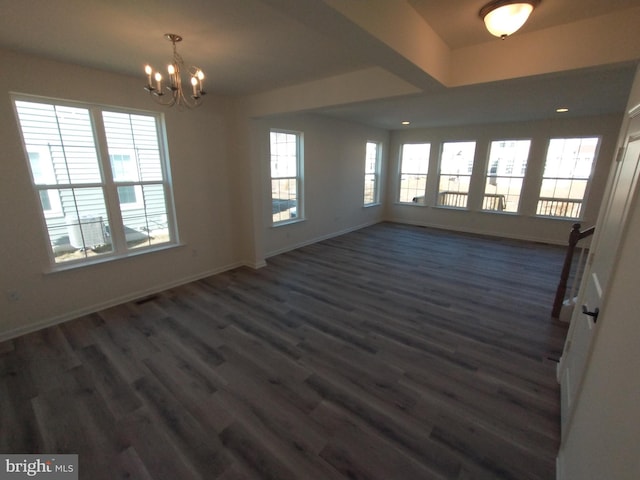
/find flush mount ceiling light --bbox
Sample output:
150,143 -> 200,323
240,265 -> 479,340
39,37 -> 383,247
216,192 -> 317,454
144,34 -> 206,109
479,0 -> 540,39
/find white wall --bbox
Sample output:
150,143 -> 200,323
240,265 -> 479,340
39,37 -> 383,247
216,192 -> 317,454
557,66 -> 640,480
386,115 -> 622,244
252,114 -> 388,258
0,48 -> 240,339
0,49 -> 390,338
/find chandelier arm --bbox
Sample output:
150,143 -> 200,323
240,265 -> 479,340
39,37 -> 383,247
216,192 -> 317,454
143,33 -> 205,109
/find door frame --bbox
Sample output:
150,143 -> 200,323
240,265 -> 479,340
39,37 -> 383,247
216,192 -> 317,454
557,103 -> 640,439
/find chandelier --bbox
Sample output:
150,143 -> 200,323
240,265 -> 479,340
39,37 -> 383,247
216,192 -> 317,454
479,0 -> 540,39
144,33 -> 206,108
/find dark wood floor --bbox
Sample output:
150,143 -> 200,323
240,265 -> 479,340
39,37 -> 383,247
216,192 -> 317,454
0,222 -> 569,480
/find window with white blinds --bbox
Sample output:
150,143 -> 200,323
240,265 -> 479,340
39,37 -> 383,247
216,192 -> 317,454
13,96 -> 177,266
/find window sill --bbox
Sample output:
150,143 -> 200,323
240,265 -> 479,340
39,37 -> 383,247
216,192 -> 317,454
433,205 -> 467,211
534,215 -> 583,221
480,209 -> 518,216
363,202 -> 382,208
395,201 -> 427,207
45,242 -> 184,274
271,218 -> 306,228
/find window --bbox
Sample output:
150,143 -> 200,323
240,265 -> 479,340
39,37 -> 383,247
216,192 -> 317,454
364,141 -> 381,205
109,153 -> 143,208
117,185 -> 138,205
27,148 -> 63,216
270,130 -> 303,224
13,97 -> 177,266
437,141 -> 476,208
483,140 -> 531,213
398,143 -> 430,204
537,137 -> 599,218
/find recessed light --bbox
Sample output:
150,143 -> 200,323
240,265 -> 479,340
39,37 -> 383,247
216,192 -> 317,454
556,107 -> 569,113
401,121 -> 411,125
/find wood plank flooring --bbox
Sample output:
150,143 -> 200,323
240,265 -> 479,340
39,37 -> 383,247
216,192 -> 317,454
0,222 -> 569,479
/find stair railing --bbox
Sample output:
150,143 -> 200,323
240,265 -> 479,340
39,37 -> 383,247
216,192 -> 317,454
551,223 -> 595,319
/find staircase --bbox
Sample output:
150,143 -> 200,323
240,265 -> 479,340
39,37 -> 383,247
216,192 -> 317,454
552,223 -> 595,320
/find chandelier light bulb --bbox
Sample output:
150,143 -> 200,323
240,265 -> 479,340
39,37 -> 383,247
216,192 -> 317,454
190,76 -> 199,97
144,65 -> 152,86
154,72 -> 162,92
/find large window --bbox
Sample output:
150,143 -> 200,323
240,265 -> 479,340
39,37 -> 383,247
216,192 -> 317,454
537,137 -> 599,218
483,140 -> 531,213
27,148 -> 63,217
14,97 -> 177,266
437,141 -> 476,208
398,143 -> 431,204
270,130 -> 303,224
364,141 -> 381,205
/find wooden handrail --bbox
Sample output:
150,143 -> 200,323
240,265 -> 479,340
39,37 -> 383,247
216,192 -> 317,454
551,223 -> 595,318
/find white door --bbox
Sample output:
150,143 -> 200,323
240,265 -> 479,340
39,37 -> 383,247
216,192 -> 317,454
559,110 -> 640,434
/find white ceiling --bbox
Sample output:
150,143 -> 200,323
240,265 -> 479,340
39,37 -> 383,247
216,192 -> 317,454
0,0 -> 638,129
315,64 -> 638,129
408,0 -> 640,48
0,0 -> 369,95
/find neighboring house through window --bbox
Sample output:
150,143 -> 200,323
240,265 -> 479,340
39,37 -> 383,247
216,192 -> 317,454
13,96 -> 178,266
398,143 -> 430,204
270,129 -> 303,225
27,148 -> 63,217
108,152 -> 144,209
483,139 -> 531,213
437,141 -> 476,208
364,141 -> 381,205
537,137 -> 599,218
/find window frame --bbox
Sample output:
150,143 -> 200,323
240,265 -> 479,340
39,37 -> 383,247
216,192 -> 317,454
12,94 -> 179,269
269,129 -> 304,226
397,143 -> 431,205
536,136 -> 600,220
436,141 -> 477,209
364,141 -> 382,206
482,139 -> 532,214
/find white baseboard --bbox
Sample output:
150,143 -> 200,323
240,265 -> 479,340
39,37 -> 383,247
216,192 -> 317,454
556,451 -> 564,480
243,259 -> 267,269
264,220 -> 380,258
0,261 -> 244,343
387,218 -> 567,246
